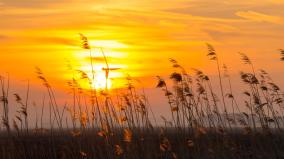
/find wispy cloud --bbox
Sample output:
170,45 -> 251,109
0,0 -> 284,89
0,0 -> 63,8
236,11 -> 284,25
0,35 -> 9,40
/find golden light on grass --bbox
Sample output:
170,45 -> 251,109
76,61 -> 126,90
75,37 -> 128,90
1,1 -> 284,159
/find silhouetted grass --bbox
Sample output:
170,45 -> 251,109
0,37 -> 283,159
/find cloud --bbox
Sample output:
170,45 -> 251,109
270,0 -> 284,4
0,0 -> 109,9
236,11 -> 284,25
32,37 -> 78,46
1,0 -> 284,86
0,35 -> 9,41
0,0 -> 61,8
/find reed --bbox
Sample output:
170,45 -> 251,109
0,39 -> 283,159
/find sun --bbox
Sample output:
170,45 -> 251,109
76,64 -> 113,90
92,71 -> 112,90
73,39 -> 128,90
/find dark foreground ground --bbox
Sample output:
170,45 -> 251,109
0,128 -> 283,159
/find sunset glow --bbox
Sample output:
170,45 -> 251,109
0,1 -> 284,158
0,0 -> 284,91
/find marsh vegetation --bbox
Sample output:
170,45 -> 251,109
0,36 -> 283,159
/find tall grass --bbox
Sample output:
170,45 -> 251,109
0,39 -> 283,159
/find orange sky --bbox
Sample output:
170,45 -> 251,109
0,0 -> 284,91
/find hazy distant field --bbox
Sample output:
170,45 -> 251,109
1,128 -> 284,159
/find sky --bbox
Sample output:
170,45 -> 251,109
0,0 -> 284,125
